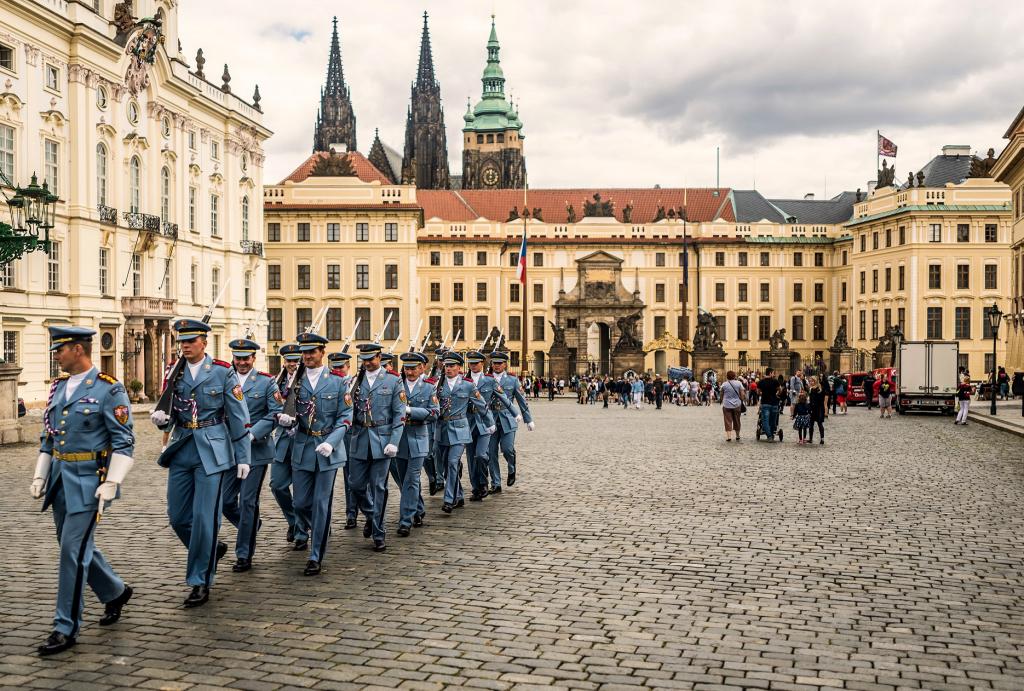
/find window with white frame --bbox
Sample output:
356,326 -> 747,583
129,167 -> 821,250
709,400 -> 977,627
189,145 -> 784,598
96,85 -> 107,109
190,263 -> 198,302
160,166 -> 170,221
241,196 -> 249,242
163,257 -> 172,298
3,330 -> 18,364
127,100 -> 139,125
45,64 -> 59,92
211,140 -> 219,160
211,266 -> 220,302
96,143 -> 107,206
0,261 -> 13,288
131,253 -> 141,296
188,186 -> 196,231
44,139 -> 59,195
929,224 -> 942,242
98,247 -> 109,295
385,222 -> 398,242
326,222 -> 340,242
0,43 -> 14,73
244,271 -> 251,307
47,241 -> 60,291
0,124 -> 14,183
129,156 -> 141,212
188,130 -> 196,150
210,194 -> 219,236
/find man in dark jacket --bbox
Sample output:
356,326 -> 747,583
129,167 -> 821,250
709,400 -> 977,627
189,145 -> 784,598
861,372 -> 875,410
653,376 -> 665,409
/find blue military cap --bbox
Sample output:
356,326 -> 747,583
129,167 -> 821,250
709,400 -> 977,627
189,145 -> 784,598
400,352 -> 428,366
173,318 -> 211,341
327,351 -> 352,366
279,343 -> 302,361
489,350 -> 509,363
229,338 -> 260,358
465,350 -> 486,364
296,332 -> 329,351
381,352 -> 395,363
357,342 -> 383,361
442,351 -> 464,366
48,325 -> 96,351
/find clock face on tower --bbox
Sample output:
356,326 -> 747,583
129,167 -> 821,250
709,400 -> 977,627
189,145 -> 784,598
482,166 -> 499,188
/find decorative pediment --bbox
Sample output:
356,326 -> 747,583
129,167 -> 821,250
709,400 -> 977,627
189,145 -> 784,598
643,333 -> 685,353
96,119 -> 117,139
238,175 -> 255,191
209,171 -> 224,187
40,109 -> 69,129
123,131 -> 150,153
160,147 -> 177,164
189,162 -> 201,178
576,250 -> 624,266
0,92 -> 24,122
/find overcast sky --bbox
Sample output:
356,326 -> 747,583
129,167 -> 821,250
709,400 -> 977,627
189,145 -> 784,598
179,0 -> 1024,198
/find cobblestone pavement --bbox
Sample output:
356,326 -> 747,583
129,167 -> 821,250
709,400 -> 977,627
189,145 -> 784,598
3,400 -> 1024,690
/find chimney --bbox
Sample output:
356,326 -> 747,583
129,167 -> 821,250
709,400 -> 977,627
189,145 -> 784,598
941,144 -> 971,157
803,193 -> 815,200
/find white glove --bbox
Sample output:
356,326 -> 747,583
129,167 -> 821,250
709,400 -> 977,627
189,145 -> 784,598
236,463 -> 251,479
150,409 -> 170,426
527,422 -> 535,432
383,443 -> 398,458
248,432 -> 255,442
277,413 -> 295,427
485,425 -> 497,435
315,442 -> 333,457
94,481 -> 118,515
405,406 -> 412,415
516,414 -> 523,423
30,452 -> 52,499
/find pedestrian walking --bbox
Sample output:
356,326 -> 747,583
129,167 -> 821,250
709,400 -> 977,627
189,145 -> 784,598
835,375 -> 848,414
878,376 -> 894,418
793,391 -> 811,444
806,376 -> 827,445
757,368 -> 782,441
721,370 -> 746,442
954,376 -> 973,425
862,371 -> 876,411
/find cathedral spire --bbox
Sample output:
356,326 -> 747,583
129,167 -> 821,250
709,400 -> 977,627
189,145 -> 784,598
416,11 -> 435,86
401,10 -> 450,189
313,16 -> 357,153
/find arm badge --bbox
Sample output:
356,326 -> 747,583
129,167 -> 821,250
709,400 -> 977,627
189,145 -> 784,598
113,405 -> 130,425
399,391 -> 407,404
273,390 -> 283,403
232,384 -> 244,401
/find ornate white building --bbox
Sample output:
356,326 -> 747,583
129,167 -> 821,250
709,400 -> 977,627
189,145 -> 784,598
0,0 -> 271,405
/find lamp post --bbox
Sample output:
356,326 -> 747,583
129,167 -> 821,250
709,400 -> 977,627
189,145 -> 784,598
987,303 -> 1002,415
0,171 -> 60,266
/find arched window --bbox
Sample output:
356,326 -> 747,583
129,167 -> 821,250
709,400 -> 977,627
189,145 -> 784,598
160,166 -> 170,221
241,195 -> 249,242
129,155 -> 141,213
96,143 -> 107,207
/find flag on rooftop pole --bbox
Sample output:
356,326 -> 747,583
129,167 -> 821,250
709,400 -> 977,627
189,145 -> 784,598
877,132 -> 898,158
515,230 -> 527,284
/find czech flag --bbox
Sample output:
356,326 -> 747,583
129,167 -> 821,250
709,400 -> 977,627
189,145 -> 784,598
516,231 -> 527,284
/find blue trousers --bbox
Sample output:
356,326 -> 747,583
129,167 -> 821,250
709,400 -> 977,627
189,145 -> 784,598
221,464 -> 268,560
440,443 -> 466,504
270,456 -> 309,543
392,456 -> 426,527
348,456 -> 390,541
343,464 -> 359,521
166,440 -> 226,587
291,467 -> 337,563
487,426 -> 517,488
49,483 -> 125,637
465,429 -> 491,494
759,403 -> 779,437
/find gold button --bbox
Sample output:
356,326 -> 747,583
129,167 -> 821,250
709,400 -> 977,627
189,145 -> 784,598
62,411 -> 68,417
60,421 -> 65,426
59,441 -> 65,445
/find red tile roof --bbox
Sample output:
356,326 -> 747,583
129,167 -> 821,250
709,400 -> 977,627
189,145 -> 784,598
280,151 -> 394,185
418,188 -> 734,224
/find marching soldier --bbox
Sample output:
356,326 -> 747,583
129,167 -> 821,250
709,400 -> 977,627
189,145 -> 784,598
463,351 -> 504,502
270,344 -> 308,549
392,352 -> 440,536
221,338 -> 283,572
151,319 -> 251,608
31,326 -> 135,655
275,332 -> 351,575
328,351 -> 360,531
435,352 -> 490,514
348,342 -> 404,552
486,350 -> 535,491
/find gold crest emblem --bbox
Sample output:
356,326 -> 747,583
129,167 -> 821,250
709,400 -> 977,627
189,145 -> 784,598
345,393 -> 352,405
232,385 -> 244,401
399,391 -> 407,403
273,390 -> 283,403
432,395 -> 439,405
113,405 -> 129,425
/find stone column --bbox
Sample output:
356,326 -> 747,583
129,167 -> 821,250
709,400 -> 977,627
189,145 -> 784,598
0,362 -> 24,444
691,349 -> 726,380
829,347 -> 857,373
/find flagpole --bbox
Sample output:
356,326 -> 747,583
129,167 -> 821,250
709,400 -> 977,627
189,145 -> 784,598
522,172 -> 529,379
876,130 -> 880,184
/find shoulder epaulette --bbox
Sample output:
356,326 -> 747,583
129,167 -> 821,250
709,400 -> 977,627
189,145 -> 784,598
258,371 -> 272,378
464,376 -> 474,382
56,372 -> 70,381
485,373 -> 495,378
424,377 -> 437,384
330,369 -> 346,377
98,372 -> 117,384
212,359 -> 231,368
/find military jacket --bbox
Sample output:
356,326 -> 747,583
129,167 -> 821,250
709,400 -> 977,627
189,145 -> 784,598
397,376 -> 440,459
348,368 -> 405,460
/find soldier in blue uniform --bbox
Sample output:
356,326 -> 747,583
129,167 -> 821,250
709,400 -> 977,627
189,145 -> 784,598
275,332 -> 351,575
463,351 -> 505,502
328,351 -> 360,531
434,352 -> 491,514
31,326 -> 135,656
221,338 -> 283,572
486,350 -> 535,492
392,352 -> 440,536
151,319 -> 251,607
347,342 -> 405,552
270,343 -> 308,549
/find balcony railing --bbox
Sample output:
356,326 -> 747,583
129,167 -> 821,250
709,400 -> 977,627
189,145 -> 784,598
161,221 -> 179,240
240,240 -> 264,257
97,204 -> 118,225
121,296 -> 177,319
123,211 -> 161,232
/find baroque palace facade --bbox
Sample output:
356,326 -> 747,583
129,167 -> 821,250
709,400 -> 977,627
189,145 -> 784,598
1,0 -> 271,405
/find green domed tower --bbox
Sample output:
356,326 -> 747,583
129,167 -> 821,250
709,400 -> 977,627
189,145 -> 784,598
461,16 -> 526,190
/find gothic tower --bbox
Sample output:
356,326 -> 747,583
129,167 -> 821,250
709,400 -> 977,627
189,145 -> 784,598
400,12 -> 450,189
461,16 -> 525,190
313,17 -> 357,153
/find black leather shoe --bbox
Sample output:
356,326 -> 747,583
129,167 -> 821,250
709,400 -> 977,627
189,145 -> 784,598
469,491 -> 484,502
344,517 -> 357,529
507,472 -> 516,486
428,480 -> 438,496
373,540 -> 387,552
489,486 -> 502,495
293,539 -> 308,551
183,585 -> 210,608
362,521 -> 372,538
303,560 -> 321,576
397,525 -> 411,537
216,541 -> 228,561
441,503 -> 453,514
99,584 -> 132,626
413,514 -> 424,527
455,499 -> 465,508
232,558 -> 252,573
286,525 -> 295,543
37,631 -> 76,656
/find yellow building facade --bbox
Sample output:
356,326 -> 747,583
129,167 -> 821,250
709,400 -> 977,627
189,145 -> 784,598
992,107 -> 1024,374
1,0 -> 271,405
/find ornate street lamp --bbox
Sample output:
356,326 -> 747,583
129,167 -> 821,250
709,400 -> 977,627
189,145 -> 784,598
987,303 -> 1002,415
0,171 -> 61,266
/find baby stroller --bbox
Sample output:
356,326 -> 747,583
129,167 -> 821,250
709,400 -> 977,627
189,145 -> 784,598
755,411 -> 784,441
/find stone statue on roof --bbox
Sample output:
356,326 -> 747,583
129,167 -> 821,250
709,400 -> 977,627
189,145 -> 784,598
310,149 -> 356,177
507,206 -> 519,222
532,207 -> 543,221
653,205 -> 666,222
583,193 -> 614,218
622,203 -> 633,223
566,203 -> 577,224
969,148 -> 998,178
876,160 -> 896,189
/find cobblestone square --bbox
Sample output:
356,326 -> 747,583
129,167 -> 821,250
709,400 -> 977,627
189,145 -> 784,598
2,400 -> 1023,690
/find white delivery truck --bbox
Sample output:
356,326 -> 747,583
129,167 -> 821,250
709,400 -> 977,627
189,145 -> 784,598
896,340 -> 958,415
